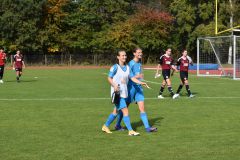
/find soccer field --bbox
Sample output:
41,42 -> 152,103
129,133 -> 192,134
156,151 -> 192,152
0,68 -> 240,160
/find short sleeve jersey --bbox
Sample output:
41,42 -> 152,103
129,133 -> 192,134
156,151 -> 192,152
108,64 -> 128,78
177,56 -> 190,72
14,54 -> 24,68
158,54 -> 174,70
128,59 -> 142,86
0,52 -> 6,65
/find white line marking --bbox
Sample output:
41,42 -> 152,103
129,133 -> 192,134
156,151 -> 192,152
143,79 -> 226,85
0,97 -> 239,101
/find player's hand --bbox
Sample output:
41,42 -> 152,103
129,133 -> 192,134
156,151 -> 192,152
155,73 -> 161,78
141,82 -> 151,89
114,84 -> 120,92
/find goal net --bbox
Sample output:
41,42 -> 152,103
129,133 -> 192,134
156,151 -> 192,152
197,35 -> 240,80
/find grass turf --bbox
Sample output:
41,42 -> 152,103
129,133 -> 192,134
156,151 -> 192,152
0,68 -> 240,160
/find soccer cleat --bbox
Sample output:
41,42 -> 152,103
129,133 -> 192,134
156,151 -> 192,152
172,94 -> 179,99
0,80 -> 3,83
189,94 -> 195,98
115,125 -> 125,131
102,125 -> 112,134
146,127 -> 158,132
157,95 -> 165,99
128,130 -> 140,136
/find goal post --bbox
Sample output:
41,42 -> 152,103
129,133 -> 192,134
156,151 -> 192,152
197,35 -> 240,80
234,36 -> 240,80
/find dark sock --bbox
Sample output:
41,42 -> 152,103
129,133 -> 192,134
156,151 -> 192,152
159,85 -> 165,95
16,76 -> 19,81
176,84 -> 183,94
186,85 -> 192,96
168,85 -> 174,96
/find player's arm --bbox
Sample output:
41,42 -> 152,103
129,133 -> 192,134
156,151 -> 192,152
108,65 -> 119,92
156,56 -> 163,74
171,59 -> 178,72
155,64 -> 162,76
12,58 -> 15,70
108,77 -> 119,92
130,77 -> 147,87
187,55 -> 193,65
22,60 -> 26,68
3,54 -> 7,63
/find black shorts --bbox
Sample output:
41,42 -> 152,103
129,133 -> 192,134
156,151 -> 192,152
0,65 -> 4,73
15,68 -> 22,72
180,71 -> 188,81
162,69 -> 171,80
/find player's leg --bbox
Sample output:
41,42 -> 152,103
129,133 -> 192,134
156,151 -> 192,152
136,86 -> 157,132
184,78 -> 194,98
115,110 -> 124,131
165,78 -> 174,97
176,72 -> 185,94
102,107 -> 118,134
115,84 -> 134,130
158,80 -> 166,99
0,66 -> 4,83
158,70 -> 167,98
19,70 -> 22,77
118,98 -> 139,136
16,69 -> 20,82
166,78 -> 179,99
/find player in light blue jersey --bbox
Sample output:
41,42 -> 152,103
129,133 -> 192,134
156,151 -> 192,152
102,50 -> 147,136
125,48 -> 157,133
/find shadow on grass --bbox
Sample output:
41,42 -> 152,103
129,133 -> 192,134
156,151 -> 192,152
179,91 -> 199,97
131,116 -> 164,130
4,79 -> 38,83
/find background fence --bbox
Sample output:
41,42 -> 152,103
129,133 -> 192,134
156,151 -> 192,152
6,52 -> 162,66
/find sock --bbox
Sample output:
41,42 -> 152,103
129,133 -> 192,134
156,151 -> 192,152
16,76 -> 19,81
105,113 -> 117,127
116,110 -> 123,127
159,85 -> 165,95
186,85 -> 192,96
19,74 -> 22,77
140,112 -> 150,129
0,72 -> 3,79
176,84 -> 183,94
168,85 -> 174,96
123,116 -> 133,131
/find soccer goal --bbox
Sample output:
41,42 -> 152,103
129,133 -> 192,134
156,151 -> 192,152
197,35 -> 240,80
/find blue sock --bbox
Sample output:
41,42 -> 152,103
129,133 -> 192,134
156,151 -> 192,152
105,113 -> 117,127
140,112 -> 150,129
116,110 -> 123,127
123,116 -> 133,131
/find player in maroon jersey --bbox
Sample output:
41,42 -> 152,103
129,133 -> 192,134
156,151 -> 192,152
175,50 -> 194,98
0,48 -> 7,83
155,48 -> 179,99
13,50 -> 25,82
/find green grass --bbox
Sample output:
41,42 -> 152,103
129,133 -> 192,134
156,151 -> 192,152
0,68 -> 240,160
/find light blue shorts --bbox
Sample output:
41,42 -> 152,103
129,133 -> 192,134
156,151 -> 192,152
126,84 -> 144,103
115,97 -> 127,111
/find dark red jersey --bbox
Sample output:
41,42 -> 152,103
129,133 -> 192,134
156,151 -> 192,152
158,54 -> 174,70
177,56 -> 190,72
0,52 -> 6,65
14,54 -> 24,68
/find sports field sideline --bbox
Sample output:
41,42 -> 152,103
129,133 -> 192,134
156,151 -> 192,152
0,68 -> 240,160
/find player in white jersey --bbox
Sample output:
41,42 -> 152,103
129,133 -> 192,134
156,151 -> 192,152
102,50 -> 147,136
